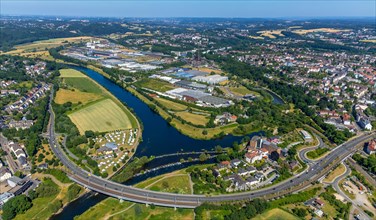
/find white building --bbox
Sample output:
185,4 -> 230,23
192,75 -> 228,85
0,167 -> 12,182
0,192 -> 14,207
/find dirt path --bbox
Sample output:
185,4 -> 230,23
103,203 -> 135,220
188,173 -> 194,194
32,173 -> 71,187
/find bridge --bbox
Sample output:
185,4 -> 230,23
47,88 -> 375,208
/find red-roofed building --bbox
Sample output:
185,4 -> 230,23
366,139 -> 376,155
342,113 -> 351,125
245,150 -> 264,164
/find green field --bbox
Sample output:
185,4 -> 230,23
253,208 -> 300,220
147,175 -> 192,194
136,78 -> 175,92
69,99 -> 133,134
175,111 -> 209,126
58,68 -> 139,134
64,77 -> 103,94
59,68 -> 86,78
128,87 -> 242,139
76,171 -> 194,220
55,89 -> 102,105
154,97 -> 188,111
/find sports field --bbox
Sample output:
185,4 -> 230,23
69,99 -> 133,134
253,208 -> 299,220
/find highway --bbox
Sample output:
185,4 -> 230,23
47,88 -> 376,208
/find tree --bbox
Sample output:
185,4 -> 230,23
293,208 -> 307,217
199,153 -> 208,162
215,145 -> 222,153
85,130 -> 95,138
202,130 -> 208,135
2,195 -> 32,220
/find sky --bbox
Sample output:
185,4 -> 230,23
1,1 -> 375,18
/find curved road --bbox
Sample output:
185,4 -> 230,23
298,134 -> 326,163
47,89 -> 376,208
332,163 -> 371,220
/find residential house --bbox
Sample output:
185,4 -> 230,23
365,139 -> 376,155
18,156 -> 28,169
214,112 -> 237,125
8,120 -> 33,130
358,117 -> 372,130
0,167 -> 12,182
246,176 -> 259,186
314,209 -> 324,218
9,142 -> 26,159
342,114 -> 351,125
254,172 -> 265,182
230,159 -> 241,167
314,198 -> 325,207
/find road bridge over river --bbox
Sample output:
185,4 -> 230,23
47,88 -> 375,208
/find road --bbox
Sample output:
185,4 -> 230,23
298,133 -> 325,164
332,163 -> 371,220
347,157 -> 376,186
46,88 -> 376,208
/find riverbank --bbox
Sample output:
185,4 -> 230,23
57,67 -> 142,177
51,66 -> 263,219
127,86 -> 252,140
82,63 -> 262,140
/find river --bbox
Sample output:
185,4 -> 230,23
52,66 -> 265,219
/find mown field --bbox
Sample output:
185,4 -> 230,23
147,175 -> 192,194
252,208 -> 300,220
69,99 -> 133,134
59,68 -> 86,78
56,68 -> 138,133
56,69 -> 104,105
64,77 -> 103,94
154,97 -> 188,111
175,111 -> 209,126
55,89 -> 102,105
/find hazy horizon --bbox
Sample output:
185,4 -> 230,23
1,1 -> 375,18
